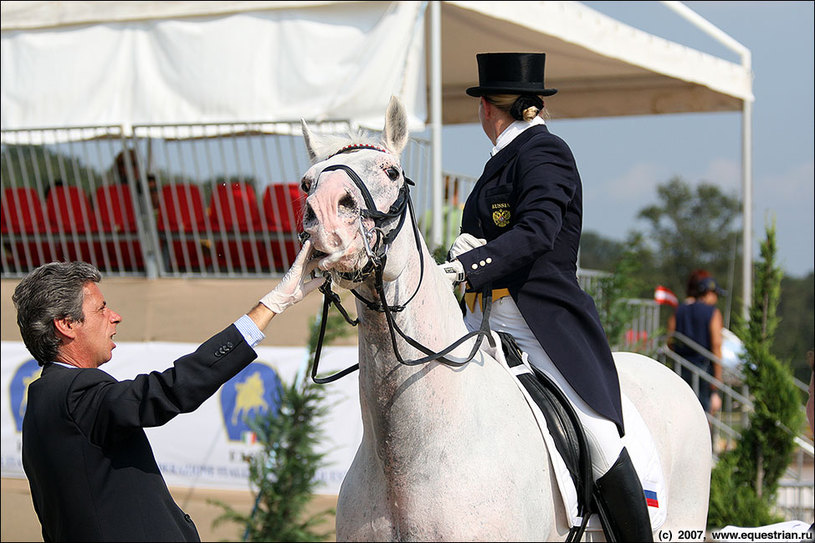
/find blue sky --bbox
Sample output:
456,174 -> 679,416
439,1 -> 814,278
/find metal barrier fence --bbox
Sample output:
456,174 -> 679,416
657,334 -> 814,521
1,124 -> 432,278
578,268 -> 663,353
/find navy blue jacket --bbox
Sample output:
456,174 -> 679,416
22,324 -> 256,542
458,124 -> 624,435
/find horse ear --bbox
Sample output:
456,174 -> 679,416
383,96 -> 408,156
301,119 -> 318,162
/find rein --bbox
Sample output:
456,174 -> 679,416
308,146 -> 495,384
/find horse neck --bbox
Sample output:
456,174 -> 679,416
353,239 -> 479,431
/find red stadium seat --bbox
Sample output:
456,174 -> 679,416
95,184 -> 138,234
156,183 -> 211,272
262,183 -> 304,233
44,185 -> 101,262
45,185 -> 97,233
209,182 -> 271,272
261,184 -> 304,271
94,185 -> 144,271
1,187 -> 47,234
210,182 -> 261,232
1,187 -> 55,270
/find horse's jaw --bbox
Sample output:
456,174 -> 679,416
313,238 -> 366,275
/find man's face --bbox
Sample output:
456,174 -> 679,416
71,283 -> 121,368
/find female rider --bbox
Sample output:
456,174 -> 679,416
443,52 -> 653,542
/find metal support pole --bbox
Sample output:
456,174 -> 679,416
430,0 -> 443,250
741,97 -> 753,320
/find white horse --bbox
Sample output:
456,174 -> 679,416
300,97 -> 711,541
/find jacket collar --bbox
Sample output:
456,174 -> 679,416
41,361 -> 77,375
478,124 -> 549,182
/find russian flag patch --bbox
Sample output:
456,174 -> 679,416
644,489 -> 659,508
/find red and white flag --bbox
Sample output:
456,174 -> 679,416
654,285 -> 678,308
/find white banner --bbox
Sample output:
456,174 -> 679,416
1,340 -> 362,495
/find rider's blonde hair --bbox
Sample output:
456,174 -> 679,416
484,94 -> 549,122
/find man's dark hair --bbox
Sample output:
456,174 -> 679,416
12,262 -> 102,365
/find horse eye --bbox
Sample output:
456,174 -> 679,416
385,167 -> 400,181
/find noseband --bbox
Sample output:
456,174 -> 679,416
320,162 -> 413,280
306,144 -> 494,384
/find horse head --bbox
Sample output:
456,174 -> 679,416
300,96 -> 414,289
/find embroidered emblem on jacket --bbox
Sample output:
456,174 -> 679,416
491,202 -> 511,227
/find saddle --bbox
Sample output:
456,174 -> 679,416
497,331 -> 595,541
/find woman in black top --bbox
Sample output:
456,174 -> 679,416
668,272 -> 724,414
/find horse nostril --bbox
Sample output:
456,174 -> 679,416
303,202 -> 316,224
339,193 -> 356,213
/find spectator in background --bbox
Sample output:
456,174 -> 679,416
683,268 -> 711,304
114,148 -> 159,212
43,178 -> 65,201
667,272 -> 725,414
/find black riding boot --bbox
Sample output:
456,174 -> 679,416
593,447 -> 654,542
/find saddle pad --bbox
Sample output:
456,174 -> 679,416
487,332 -> 667,530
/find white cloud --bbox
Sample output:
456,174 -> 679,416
698,158 -> 741,193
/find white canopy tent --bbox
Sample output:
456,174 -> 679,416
0,0 -> 754,312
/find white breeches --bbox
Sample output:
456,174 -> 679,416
465,295 -> 623,479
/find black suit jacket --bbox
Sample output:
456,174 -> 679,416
22,324 -> 257,542
458,124 -> 624,434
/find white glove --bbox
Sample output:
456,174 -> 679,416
260,240 -> 325,314
438,259 -> 466,285
448,233 -> 486,260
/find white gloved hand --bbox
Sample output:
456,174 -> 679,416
260,240 -> 325,314
438,259 -> 466,285
448,233 -> 487,260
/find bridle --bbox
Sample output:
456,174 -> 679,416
306,144 -> 495,384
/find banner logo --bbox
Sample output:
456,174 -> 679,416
220,362 -> 282,442
9,359 -> 41,432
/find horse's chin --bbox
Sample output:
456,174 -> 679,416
314,240 -> 369,278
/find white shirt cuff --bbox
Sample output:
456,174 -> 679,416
234,314 -> 265,348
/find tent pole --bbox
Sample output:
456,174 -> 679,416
741,98 -> 753,320
430,0 -> 443,250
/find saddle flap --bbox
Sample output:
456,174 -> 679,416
497,332 -> 593,517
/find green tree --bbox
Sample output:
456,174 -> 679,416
211,311 -> 351,541
1,144 -> 103,194
708,220 -> 804,528
775,272 -> 815,383
583,246 -> 651,350
636,176 -> 741,303
579,230 -> 627,271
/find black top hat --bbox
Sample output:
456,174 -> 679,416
466,52 -> 557,97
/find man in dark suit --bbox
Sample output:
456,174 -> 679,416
12,243 -> 324,542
